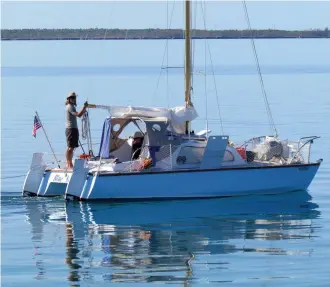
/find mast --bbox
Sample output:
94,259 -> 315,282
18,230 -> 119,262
184,0 -> 192,134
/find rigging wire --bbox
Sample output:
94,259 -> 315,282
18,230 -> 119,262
203,0 -> 208,136
200,1 -> 224,135
182,0 -> 186,96
153,1 -> 176,101
242,1 -> 278,137
80,2 -> 118,156
103,0 -> 117,39
166,0 -> 170,108
191,0 -> 198,102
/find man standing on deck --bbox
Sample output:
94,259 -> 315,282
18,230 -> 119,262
65,92 -> 88,169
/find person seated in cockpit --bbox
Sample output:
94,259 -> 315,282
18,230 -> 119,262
132,131 -> 144,160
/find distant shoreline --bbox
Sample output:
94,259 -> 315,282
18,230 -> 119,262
2,28 -> 329,41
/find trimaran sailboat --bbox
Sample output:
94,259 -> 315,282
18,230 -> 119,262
22,0 -> 322,200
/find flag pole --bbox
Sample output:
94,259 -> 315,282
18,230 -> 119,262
35,111 -> 61,168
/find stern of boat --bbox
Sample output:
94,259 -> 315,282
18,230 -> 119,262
22,153 -> 47,196
22,152 -> 72,197
65,158 -> 90,200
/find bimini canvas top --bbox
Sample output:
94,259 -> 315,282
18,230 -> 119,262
89,104 -> 198,134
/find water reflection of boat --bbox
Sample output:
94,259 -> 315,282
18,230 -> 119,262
24,191 -> 320,284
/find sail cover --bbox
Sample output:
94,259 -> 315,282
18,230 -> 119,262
91,104 -> 198,134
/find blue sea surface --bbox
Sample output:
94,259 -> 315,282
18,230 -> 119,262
1,39 -> 330,286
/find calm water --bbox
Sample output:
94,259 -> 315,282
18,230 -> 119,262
1,39 -> 330,286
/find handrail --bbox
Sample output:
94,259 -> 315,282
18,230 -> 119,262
131,148 -> 142,161
238,135 -> 271,148
288,136 -> 320,164
128,147 -> 144,172
299,136 -> 320,142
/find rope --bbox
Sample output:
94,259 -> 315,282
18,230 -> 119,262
1,174 -> 26,180
81,111 -> 89,140
1,161 -> 91,180
0,165 -> 88,180
242,1 -> 278,137
0,163 -> 57,180
81,111 -> 94,156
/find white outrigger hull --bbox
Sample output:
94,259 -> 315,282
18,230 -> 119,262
23,169 -> 71,197
65,161 -> 321,200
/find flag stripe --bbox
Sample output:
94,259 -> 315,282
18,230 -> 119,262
32,115 -> 42,137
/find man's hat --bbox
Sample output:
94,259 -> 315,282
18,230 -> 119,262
67,92 -> 77,100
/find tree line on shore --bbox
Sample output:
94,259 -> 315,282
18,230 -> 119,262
2,28 -> 329,40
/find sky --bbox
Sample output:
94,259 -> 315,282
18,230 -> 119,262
1,1 -> 330,30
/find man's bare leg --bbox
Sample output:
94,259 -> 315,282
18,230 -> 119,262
65,147 -> 69,168
66,147 -> 74,169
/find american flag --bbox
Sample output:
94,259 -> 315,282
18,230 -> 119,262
32,115 -> 42,137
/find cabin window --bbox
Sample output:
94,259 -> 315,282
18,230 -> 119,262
223,150 -> 234,162
176,147 -> 204,165
152,124 -> 161,132
113,124 -> 120,132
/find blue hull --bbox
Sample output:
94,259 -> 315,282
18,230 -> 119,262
67,162 -> 321,200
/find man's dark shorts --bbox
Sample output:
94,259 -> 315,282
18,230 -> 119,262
66,128 -> 79,148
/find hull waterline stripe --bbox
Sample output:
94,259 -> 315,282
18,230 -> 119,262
93,161 -> 322,177
65,189 -> 305,202
43,162 -> 322,177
